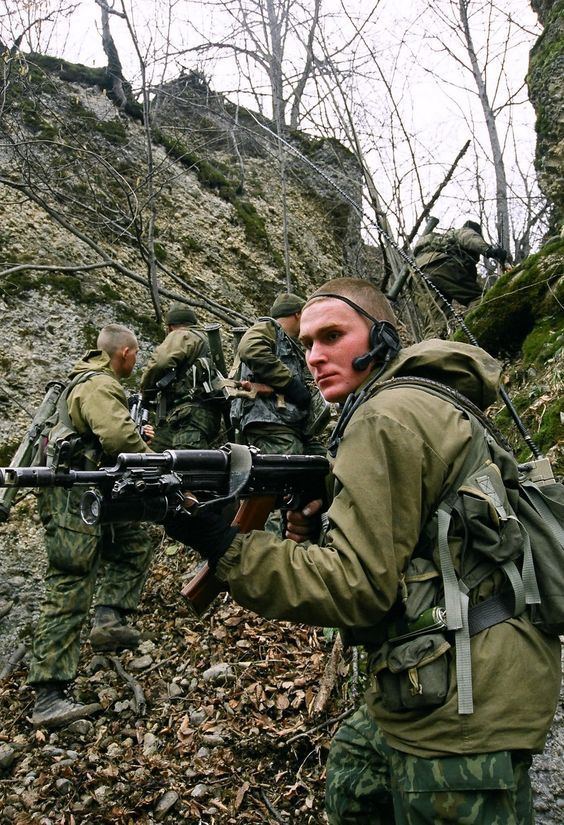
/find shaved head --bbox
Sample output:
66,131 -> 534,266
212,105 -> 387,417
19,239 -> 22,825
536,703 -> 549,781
306,278 -> 396,327
97,324 -> 138,355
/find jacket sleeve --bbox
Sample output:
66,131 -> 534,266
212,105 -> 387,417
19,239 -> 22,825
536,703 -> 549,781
215,401 -> 458,627
76,376 -> 151,457
140,330 -> 204,392
237,322 -> 293,389
454,228 -> 490,257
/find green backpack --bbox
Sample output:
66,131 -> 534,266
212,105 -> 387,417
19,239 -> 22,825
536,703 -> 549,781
370,377 -> 564,715
37,371 -> 100,470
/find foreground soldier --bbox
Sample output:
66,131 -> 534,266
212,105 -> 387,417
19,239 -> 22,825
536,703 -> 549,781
414,220 -> 508,306
230,292 -> 323,455
29,324 -> 154,728
166,278 -> 560,823
140,302 -> 221,451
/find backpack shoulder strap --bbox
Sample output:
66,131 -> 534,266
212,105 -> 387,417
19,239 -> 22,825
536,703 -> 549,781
56,370 -> 100,431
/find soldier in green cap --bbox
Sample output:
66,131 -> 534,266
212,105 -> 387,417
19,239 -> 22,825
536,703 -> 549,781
140,302 -> 222,451
165,278 -> 560,824
28,324 -> 155,729
230,292 -> 325,456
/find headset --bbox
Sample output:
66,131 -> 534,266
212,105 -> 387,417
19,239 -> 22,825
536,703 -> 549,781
310,292 -> 401,372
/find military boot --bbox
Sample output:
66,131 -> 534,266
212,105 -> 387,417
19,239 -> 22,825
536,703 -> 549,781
89,606 -> 141,652
31,682 -> 102,729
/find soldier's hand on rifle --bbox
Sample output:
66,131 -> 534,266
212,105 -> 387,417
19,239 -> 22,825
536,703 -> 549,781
164,498 -> 238,568
486,245 -> 508,265
285,498 -> 324,543
142,424 -> 155,445
284,376 -> 310,409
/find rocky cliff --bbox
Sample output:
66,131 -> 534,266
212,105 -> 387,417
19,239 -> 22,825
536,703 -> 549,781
0,53 -> 375,459
528,0 -> 564,233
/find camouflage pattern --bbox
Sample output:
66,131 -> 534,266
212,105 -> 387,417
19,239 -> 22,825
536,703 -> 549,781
243,424 -> 306,456
28,351 -> 153,687
141,327 -> 222,451
29,487 -> 153,684
151,404 -> 222,452
325,704 -> 534,824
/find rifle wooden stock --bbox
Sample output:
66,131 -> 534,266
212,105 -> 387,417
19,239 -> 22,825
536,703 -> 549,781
180,494 -> 277,616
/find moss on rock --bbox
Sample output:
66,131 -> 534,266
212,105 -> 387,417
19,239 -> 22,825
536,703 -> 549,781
460,237 -> 564,356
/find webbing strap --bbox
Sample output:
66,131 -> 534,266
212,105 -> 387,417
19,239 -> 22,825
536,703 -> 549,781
501,560 -> 526,616
468,593 -> 514,636
518,525 -> 541,605
522,482 -> 564,547
437,507 -> 463,630
454,590 -> 473,715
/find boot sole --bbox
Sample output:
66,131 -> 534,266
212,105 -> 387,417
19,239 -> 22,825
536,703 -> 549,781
31,702 -> 102,729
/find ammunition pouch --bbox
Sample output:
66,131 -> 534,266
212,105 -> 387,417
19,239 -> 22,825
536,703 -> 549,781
369,634 -> 451,712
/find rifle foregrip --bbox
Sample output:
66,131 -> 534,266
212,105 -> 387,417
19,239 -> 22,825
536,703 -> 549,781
180,495 -> 277,616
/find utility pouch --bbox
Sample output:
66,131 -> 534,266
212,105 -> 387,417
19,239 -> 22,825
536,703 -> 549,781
458,461 -> 523,564
370,634 -> 451,712
166,401 -> 195,430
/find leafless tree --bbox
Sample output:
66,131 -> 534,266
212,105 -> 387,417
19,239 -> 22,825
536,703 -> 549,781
419,0 -> 546,256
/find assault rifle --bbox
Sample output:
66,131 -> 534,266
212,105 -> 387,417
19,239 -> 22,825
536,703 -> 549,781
0,380 -> 66,523
128,392 -> 150,441
0,445 -> 330,615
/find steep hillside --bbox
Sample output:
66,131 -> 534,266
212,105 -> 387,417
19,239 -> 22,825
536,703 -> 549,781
0,53 -> 371,459
464,236 -> 563,475
0,49 -> 562,825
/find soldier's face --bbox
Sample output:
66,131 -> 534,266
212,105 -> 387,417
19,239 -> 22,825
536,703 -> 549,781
300,299 -> 372,403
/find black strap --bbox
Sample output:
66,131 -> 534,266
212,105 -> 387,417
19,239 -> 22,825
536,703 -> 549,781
468,593 -> 515,637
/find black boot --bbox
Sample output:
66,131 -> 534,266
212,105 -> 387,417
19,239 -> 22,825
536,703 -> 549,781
89,605 -> 141,652
31,682 -> 102,729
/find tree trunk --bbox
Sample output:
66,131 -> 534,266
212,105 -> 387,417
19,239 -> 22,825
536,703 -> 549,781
459,0 -> 510,252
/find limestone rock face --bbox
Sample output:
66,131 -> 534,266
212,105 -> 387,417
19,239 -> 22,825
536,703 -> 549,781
0,57 -> 379,456
528,0 -> 564,232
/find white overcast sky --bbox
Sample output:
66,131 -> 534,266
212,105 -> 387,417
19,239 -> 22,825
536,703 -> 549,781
2,0 -> 544,245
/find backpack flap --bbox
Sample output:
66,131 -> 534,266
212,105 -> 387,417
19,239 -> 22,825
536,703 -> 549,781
519,480 -> 564,634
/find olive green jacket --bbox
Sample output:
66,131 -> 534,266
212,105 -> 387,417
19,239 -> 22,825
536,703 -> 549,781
140,327 -> 210,398
216,339 -> 561,757
413,227 -> 491,304
67,350 -> 150,459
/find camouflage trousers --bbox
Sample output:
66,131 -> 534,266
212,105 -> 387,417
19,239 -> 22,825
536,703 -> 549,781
153,404 -> 222,452
28,488 -> 153,685
241,424 -> 326,457
325,705 -> 533,824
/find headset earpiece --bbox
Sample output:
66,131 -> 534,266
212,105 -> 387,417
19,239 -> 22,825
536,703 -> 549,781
352,321 -> 401,372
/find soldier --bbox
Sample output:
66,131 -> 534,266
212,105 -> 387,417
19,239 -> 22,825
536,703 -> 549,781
230,292 -> 324,456
166,278 -> 560,824
28,324 -> 155,729
413,220 -> 508,307
140,302 -> 222,451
